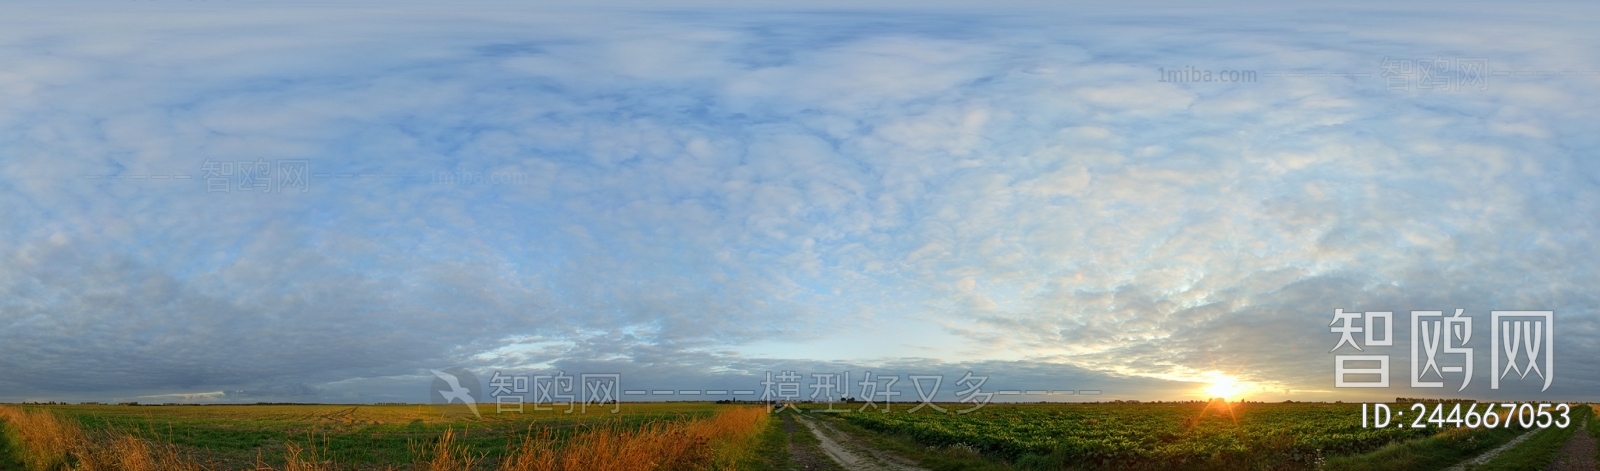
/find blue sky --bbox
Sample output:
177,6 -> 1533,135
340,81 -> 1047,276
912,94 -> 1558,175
1,0 -> 1597,404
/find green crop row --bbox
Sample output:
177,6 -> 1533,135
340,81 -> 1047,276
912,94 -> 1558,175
832,402 -> 1513,469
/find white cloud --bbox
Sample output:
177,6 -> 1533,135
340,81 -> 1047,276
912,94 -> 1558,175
0,0 -> 1597,402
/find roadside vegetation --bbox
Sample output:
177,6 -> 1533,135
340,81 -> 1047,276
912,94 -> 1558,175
0,403 -> 768,470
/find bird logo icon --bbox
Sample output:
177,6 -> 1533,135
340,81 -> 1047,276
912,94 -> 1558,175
429,368 -> 482,419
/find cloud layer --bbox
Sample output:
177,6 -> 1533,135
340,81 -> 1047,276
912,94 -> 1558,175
1,0 -> 1597,402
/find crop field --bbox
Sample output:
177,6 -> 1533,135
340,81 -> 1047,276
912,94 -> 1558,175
792,401 -> 1597,470
2,401 -> 1595,470
828,402 -> 1426,465
33,403 -> 722,464
0,402 -> 771,470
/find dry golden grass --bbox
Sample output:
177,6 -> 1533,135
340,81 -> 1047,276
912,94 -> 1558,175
1,404 -> 768,471
499,405 -> 768,471
0,404 -> 210,471
265,440 -> 335,471
419,428 -> 486,471
0,404 -> 81,469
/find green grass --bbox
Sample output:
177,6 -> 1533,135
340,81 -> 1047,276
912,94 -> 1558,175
1592,405 -> 1600,464
1467,427 -> 1570,470
1471,404 -> 1594,470
1591,405 -> 1600,464
732,409 -> 794,471
1321,425 -> 1526,471
0,419 -> 27,470
1323,404 -> 1595,471
728,409 -> 856,471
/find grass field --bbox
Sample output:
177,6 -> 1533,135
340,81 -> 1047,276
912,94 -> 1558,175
2,401 -> 1593,470
0,402 -> 770,470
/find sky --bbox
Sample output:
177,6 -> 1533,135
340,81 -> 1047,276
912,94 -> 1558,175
1,0 -> 1597,405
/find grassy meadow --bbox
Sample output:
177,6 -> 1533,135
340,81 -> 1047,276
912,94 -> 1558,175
0,402 -> 770,470
1,401 -> 1594,470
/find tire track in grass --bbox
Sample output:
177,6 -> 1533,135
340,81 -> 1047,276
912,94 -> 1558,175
793,413 -> 926,471
1443,428 -> 1541,471
1457,405 -> 1597,471
1542,415 -> 1594,471
782,412 -> 843,470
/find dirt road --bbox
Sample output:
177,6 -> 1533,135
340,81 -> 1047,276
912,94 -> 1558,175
1543,416 -> 1596,471
792,413 -> 927,471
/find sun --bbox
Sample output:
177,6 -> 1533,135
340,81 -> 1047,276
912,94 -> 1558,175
1201,373 -> 1243,401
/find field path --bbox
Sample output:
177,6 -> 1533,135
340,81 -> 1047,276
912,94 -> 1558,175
794,413 -> 927,471
781,412 -> 844,470
1542,415 -> 1595,471
1442,427 -> 1541,471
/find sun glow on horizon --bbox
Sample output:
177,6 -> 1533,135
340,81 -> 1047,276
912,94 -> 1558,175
1201,372 -> 1244,401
